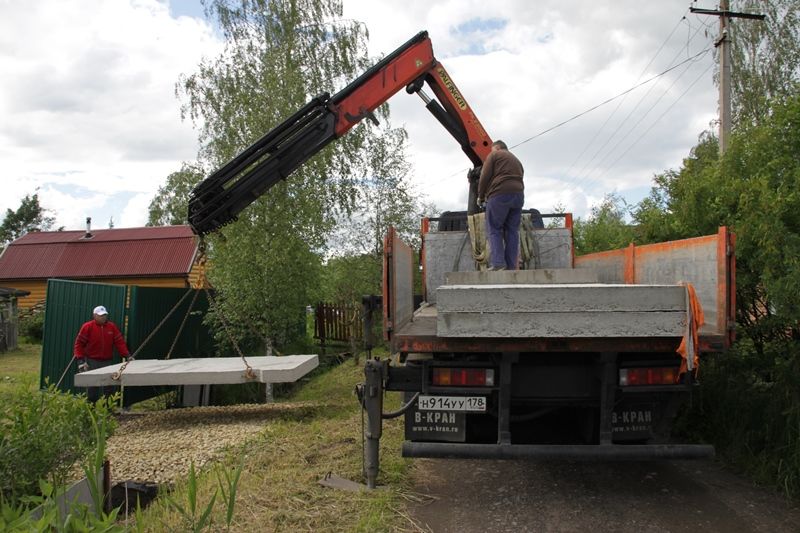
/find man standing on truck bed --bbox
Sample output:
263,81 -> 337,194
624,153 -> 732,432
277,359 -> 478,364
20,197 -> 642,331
477,140 -> 525,270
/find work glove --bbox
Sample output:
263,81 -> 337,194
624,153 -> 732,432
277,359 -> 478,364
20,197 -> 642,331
78,360 -> 89,373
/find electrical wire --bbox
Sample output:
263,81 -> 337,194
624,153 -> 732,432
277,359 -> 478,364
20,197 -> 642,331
568,46 -> 713,193
443,10 -> 719,207
561,10 -> 689,178
590,60 -> 715,185
567,18 -> 712,186
508,47 -> 712,151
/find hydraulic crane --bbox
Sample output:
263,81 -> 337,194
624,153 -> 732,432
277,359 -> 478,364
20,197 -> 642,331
188,31 -> 493,236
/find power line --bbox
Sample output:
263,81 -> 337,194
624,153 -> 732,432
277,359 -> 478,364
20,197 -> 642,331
568,46 -> 712,193
509,46 -> 711,150
444,46 -> 712,180
568,18 -> 712,185
562,10 -> 689,179
591,60 -> 716,185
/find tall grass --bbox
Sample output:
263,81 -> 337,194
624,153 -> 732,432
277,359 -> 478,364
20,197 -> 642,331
685,339 -> 800,498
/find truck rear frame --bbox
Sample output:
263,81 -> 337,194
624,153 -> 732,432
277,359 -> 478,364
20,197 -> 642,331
360,213 -> 735,488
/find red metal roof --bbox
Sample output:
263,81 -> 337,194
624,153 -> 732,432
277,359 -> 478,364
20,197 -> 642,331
0,226 -> 198,280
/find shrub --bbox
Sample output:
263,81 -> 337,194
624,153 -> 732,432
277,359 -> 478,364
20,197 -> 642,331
0,411 -> 123,532
18,311 -> 44,343
682,339 -> 800,498
0,384 -> 117,503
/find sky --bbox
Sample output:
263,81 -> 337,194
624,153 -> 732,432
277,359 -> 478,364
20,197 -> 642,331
0,0 -> 723,231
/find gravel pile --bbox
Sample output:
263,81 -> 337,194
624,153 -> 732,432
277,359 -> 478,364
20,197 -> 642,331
105,402 -> 313,483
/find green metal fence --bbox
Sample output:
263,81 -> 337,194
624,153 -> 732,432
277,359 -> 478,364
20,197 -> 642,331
127,286 -> 213,360
40,279 -> 127,393
40,280 -> 214,405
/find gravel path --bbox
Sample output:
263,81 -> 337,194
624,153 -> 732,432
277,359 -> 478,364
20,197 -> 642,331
410,458 -> 800,532
104,403 -> 317,484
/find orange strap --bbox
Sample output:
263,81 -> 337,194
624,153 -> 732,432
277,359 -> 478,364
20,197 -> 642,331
676,282 -> 704,378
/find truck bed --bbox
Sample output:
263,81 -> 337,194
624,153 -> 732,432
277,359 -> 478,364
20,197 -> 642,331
387,226 -> 735,353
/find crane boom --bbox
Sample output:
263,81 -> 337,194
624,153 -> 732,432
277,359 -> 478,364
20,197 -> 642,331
188,31 -> 492,235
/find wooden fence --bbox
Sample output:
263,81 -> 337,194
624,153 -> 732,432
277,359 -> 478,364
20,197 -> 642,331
314,302 -> 363,345
0,299 -> 20,352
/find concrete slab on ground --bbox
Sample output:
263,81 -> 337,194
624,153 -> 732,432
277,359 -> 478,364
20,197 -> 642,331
437,311 -> 686,338
73,355 -> 319,387
444,269 -> 598,286
437,284 -> 687,313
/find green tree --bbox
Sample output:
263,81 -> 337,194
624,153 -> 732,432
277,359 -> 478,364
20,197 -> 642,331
328,128 -> 425,257
573,193 -> 637,255
320,253 -> 380,304
633,132 -> 721,243
147,162 -> 205,226
174,0 -> 413,347
0,193 -> 56,244
728,0 -> 800,126
635,93 -> 800,348
644,93 -> 800,497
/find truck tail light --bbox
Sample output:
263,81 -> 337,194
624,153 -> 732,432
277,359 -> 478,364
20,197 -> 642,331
432,368 -> 495,387
619,367 -> 680,386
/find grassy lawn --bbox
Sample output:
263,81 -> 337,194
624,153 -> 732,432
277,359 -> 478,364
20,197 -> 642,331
0,343 -> 41,398
135,356 -> 417,532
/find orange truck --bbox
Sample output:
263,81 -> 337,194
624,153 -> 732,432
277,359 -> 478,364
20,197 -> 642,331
187,32 -> 736,489
368,218 -> 733,488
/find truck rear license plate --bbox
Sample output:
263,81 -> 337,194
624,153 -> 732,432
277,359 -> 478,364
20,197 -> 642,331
417,395 -> 486,412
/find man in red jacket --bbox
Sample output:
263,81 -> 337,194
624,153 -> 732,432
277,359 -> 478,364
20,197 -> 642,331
74,305 -> 131,401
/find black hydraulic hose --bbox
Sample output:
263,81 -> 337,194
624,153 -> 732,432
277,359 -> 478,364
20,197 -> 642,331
381,392 -> 420,419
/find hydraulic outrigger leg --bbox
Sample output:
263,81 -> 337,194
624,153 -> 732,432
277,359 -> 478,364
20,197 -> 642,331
362,359 -> 385,489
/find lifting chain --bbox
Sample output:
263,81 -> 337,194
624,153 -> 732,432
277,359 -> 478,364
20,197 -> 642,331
195,238 -> 257,381
112,238 -> 259,382
203,285 -> 257,381
166,289 -> 200,360
111,286 -> 196,381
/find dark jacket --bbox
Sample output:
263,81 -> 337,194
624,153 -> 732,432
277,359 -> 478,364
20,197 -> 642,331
74,320 -> 130,360
477,149 -> 524,200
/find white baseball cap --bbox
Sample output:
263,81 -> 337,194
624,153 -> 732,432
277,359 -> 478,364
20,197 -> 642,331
93,305 -> 108,316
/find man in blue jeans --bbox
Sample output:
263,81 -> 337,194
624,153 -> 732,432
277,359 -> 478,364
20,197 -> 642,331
477,140 -> 525,270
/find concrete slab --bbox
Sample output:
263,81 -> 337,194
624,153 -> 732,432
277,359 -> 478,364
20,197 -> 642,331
575,233 -> 727,337
437,311 -> 686,338
445,269 -> 598,286
437,284 -> 687,313
423,229 -> 575,303
424,232 -> 475,304
73,355 -> 319,388
529,228 -> 573,269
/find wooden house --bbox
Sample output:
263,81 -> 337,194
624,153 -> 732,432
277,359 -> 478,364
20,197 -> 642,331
0,226 -> 202,309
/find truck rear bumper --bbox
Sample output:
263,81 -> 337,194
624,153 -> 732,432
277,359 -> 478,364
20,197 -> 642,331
402,442 -> 714,461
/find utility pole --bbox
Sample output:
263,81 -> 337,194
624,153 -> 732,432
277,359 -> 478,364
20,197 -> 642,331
691,1 -> 765,154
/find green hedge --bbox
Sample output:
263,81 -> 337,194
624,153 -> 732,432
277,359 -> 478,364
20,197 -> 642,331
0,384 -> 116,503
683,340 -> 800,498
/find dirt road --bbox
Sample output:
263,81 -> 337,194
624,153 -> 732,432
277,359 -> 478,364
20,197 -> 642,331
410,458 -> 800,532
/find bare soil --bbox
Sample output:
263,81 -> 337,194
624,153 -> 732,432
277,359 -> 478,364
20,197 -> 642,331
410,458 -> 800,532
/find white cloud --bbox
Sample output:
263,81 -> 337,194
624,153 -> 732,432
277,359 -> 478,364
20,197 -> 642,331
343,0 -> 720,218
0,0 -> 221,229
36,185 -> 111,230
120,192 -> 155,228
0,0 -> 723,234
